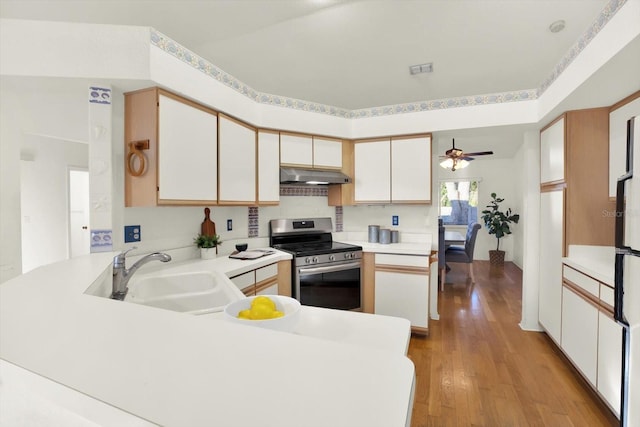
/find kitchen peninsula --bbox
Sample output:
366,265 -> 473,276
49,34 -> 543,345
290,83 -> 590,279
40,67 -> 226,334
0,251 -> 415,427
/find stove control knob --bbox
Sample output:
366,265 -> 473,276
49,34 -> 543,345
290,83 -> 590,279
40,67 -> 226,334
305,257 -> 311,264
312,256 -> 319,264
344,252 -> 351,259
329,255 -> 335,261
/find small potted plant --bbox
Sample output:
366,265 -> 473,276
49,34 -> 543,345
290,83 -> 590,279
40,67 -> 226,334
194,233 -> 222,259
480,192 -> 519,272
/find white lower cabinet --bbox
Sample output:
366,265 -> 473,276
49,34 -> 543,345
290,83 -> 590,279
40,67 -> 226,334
374,254 -> 429,331
560,264 -> 623,416
230,263 -> 279,297
597,312 -> 622,416
561,286 -> 598,385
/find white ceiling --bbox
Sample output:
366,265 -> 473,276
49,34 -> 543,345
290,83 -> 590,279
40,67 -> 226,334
1,0 -> 637,158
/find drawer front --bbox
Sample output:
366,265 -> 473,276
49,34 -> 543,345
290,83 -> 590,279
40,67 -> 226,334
230,271 -> 255,291
376,254 -> 428,268
563,265 -> 599,298
256,263 -> 278,282
600,284 -> 615,307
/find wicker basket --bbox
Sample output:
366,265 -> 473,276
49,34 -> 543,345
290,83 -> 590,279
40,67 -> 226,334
489,250 -> 505,275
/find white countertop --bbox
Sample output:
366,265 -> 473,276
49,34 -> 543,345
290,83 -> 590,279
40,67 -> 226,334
563,245 -> 615,286
335,231 -> 433,256
0,250 -> 414,427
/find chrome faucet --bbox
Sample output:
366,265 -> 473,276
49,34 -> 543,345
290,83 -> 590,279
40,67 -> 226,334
111,247 -> 171,300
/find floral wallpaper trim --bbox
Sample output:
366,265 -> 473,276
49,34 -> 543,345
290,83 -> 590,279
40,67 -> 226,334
538,0 -> 627,96
149,0 -> 624,119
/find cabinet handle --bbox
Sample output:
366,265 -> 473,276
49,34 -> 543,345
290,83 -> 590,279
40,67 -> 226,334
127,140 -> 149,177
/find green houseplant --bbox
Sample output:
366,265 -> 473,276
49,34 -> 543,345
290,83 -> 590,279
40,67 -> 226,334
194,233 -> 222,259
480,192 -> 519,269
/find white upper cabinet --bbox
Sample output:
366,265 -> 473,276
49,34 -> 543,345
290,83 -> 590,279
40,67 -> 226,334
218,114 -> 256,204
280,133 -> 313,167
609,95 -> 640,197
354,139 -> 391,203
391,136 -> 431,203
280,133 -> 343,170
313,137 -> 343,169
540,117 -> 565,184
354,135 -> 431,204
157,93 -> 218,203
258,130 -> 280,204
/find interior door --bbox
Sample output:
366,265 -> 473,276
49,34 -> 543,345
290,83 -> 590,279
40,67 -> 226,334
69,169 -> 90,258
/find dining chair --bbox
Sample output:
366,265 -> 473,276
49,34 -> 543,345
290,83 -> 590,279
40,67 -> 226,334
444,222 -> 481,285
438,219 -> 446,291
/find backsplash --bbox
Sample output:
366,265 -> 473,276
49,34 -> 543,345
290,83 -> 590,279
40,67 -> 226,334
122,194 -> 435,256
280,185 -> 328,197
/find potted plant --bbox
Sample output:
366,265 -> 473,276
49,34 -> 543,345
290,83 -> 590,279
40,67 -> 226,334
480,192 -> 519,271
194,233 -> 222,259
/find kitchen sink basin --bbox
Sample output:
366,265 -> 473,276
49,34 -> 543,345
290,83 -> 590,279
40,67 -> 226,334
125,270 -> 244,315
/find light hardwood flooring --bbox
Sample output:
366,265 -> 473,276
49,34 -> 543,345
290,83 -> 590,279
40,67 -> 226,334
408,261 -> 618,427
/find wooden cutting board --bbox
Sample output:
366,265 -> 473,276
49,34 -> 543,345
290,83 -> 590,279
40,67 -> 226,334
201,207 -> 216,237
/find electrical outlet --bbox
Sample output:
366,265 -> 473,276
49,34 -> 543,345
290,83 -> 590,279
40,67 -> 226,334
227,219 -> 233,231
392,215 -> 399,226
124,225 -> 141,243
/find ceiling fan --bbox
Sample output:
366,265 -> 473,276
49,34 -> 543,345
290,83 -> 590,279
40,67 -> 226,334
439,138 -> 493,171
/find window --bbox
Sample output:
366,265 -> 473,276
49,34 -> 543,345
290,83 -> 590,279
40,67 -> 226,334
439,180 -> 479,226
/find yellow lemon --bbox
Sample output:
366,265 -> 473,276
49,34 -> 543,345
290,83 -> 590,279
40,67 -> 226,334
271,310 -> 284,318
249,303 -> 275,320
251,296 -> 276,311
237,309 -> 252,319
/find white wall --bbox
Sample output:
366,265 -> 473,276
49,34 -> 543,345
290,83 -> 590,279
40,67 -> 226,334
518,130 -> 542,331
0,77 -> 90,281
20,135 -> 88,272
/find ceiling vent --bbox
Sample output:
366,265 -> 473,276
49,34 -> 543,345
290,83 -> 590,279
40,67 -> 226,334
409,63 -> 433,75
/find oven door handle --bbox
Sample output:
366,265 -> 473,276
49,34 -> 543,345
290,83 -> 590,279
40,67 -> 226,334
298,261 -> 361,276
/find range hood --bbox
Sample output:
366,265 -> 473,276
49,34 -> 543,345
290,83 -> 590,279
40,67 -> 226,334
280,167 -> 352,185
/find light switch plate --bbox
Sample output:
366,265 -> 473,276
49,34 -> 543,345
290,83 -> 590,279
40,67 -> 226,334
227,219 -> 233,231
392,215 -> 399,226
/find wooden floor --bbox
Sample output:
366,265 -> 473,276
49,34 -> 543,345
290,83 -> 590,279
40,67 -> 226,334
408,261 -> 618,427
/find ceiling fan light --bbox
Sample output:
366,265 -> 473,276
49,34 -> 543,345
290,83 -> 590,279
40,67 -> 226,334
439,158 -> 469,171
440,158 -> 454,169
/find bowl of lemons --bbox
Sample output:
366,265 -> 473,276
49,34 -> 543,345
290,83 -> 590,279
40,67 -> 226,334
224,295 -> 301,332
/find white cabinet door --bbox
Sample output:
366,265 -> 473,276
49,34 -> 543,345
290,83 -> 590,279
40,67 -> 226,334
157,94 -> 218,202
258,131 -> 280,204
256,283 -> 278,296
391,136 -> 431,202
354,140 -> 390,203
280,134 -> 312,166
609,97 -> 640,197
540,117 -> 565,184
597,311 -> 622,416
374,254 -> 429,329
218,115 -> 256,203
313,137 -> 342,169
539,190 -> 564,343
561,286 -> 598,385
375,270 -> 428,328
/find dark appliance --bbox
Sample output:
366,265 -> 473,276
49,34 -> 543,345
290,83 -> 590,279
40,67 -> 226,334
269,218 -> 362,310
614,116 -> 639,427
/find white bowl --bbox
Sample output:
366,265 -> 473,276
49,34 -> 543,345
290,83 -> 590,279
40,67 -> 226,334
224,295 -> 301,333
